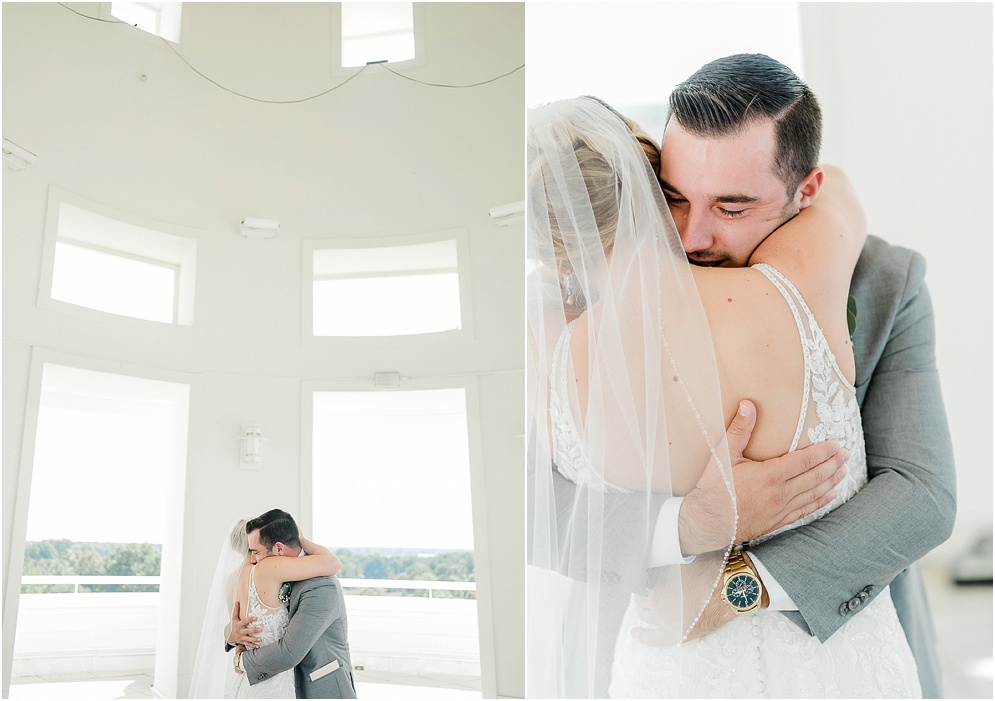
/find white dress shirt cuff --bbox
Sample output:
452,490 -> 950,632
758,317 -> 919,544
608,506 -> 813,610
649,497 -> 696,567
750,553 -> 798,611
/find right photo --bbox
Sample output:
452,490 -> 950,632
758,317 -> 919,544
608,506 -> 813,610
525,3 -> 992,699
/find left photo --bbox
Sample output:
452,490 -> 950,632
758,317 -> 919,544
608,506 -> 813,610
2,3 -> 524,699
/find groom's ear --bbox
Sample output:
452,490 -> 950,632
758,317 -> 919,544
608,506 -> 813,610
795,166 -> 824,209
272,542 -> 286,556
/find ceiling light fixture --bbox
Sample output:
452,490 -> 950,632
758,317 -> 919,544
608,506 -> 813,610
238,217 -> 280,239
489,200 -> 524,227
3,139 -> 38,171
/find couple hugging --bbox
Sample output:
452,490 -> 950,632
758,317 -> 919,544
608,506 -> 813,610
190,509 -> 356,699
527,54 -> 955,697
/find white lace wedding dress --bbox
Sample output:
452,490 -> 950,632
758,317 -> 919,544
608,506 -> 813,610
551,264 -> 921,698
225,566 -> 297,699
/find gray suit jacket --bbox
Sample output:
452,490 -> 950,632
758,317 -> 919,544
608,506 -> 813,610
753,235 -> 956,697
530,236 -> 956,697
241,575 -> 356,699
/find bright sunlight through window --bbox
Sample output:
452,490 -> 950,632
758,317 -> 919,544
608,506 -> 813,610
110,2 -> 182,43
312,388 -> 473,551
53,241 -> 177,324
341,2 -> 415,67
50,200 -> 196,325
313,239 -> 461,337
24,364 -> 189,545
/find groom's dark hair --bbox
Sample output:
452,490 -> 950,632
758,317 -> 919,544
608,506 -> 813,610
246,508 -> 301,550
667,53 -> 822,195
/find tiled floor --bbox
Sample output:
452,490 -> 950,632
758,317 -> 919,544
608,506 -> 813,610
7,670 -> 482,699
8,566 -> 991,699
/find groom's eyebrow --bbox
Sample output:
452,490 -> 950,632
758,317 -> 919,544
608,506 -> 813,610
657,177 -> 760,205
657,177 -> 682,195
714,194 -> 761,204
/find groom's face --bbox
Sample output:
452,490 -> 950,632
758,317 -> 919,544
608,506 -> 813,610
659,119 -> 797,268
247,530 -> 275,564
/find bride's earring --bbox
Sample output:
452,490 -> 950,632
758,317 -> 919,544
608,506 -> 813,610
562,270 -> 577,307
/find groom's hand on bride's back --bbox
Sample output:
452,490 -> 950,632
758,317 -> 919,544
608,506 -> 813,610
228,601 -> 263,649
680,400 -> 849,554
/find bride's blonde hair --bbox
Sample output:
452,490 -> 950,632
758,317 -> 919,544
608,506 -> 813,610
531,96 -> 661,271
228,518 -> 249,554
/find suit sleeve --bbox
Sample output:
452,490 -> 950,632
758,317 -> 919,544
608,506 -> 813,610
241,579 -> 340,685
749,251 -> 956,641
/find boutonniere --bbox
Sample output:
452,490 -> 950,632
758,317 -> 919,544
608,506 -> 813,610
847,295 -> 858,338
279,582 -> 292,607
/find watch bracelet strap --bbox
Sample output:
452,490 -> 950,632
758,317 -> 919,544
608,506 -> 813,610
724,549 -> 752,577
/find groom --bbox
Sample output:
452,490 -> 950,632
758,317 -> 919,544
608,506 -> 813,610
230,509 -> 357,698
659,57 -> 954,698
540,54 -> 955,697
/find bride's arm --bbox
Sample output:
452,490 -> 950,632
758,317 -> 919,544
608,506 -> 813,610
260,536 -> 342,583
748,165 -> 867,303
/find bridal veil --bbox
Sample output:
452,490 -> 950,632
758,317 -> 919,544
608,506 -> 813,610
189,518 -> 248,698
526,97 -> 737,697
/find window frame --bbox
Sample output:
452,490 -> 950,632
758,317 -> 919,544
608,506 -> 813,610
303,228 -> 474,344
52,238 -> 182,325
103,1 -> 184,44
330,2 -> 426,76
38,188 -> 199,331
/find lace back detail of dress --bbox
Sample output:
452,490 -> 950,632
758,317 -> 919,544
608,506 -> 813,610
247,566 -> 290,646
750,263 -> 867,543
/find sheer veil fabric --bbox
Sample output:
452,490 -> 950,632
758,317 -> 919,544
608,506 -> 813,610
526,97 -> 737,697
189,518 -> 249,699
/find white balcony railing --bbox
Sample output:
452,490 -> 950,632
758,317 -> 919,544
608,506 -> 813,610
21,575 -> 475,596
21,575 -> 162,592
339,577 -> 476,597
14,575 -> 480,678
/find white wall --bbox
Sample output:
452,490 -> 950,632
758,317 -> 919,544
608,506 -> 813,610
2,3 -> 524,698
801,2 -> 993,562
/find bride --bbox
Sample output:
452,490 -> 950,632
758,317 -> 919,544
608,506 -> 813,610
189,514 -> 341,698
526,97 -> 920,697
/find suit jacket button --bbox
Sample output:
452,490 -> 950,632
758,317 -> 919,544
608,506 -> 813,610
863,585 -> 875,595
839,603 -> 850,616
848,597 -> 861,610
257,674 -> 266,681
858,590 -> 869,603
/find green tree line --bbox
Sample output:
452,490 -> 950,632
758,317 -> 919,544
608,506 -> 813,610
22,540 -> 161,593
22,541 -> 475,598
334,548 -> 475,599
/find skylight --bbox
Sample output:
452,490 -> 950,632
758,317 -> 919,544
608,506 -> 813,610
110,2 -> 182,43
340,2 -> 415,67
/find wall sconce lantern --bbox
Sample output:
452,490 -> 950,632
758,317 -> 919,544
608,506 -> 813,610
239,423 -> 266,469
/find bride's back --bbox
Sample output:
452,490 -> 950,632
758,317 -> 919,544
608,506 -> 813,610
566,256 -> 857,497
694,262 -> 856,461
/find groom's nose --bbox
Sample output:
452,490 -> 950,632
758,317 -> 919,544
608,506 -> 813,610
679,210 -> 713,255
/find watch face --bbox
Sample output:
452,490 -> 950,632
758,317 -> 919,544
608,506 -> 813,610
725,573 -> 760,609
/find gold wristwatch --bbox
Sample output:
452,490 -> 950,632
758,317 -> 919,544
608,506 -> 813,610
233,647 -> 244,674
721,549 -> 765,614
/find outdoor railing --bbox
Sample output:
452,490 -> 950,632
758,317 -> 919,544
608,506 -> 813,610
21,575 -> 161,593
339,578 -> 476,598
21,575 -> 474,597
